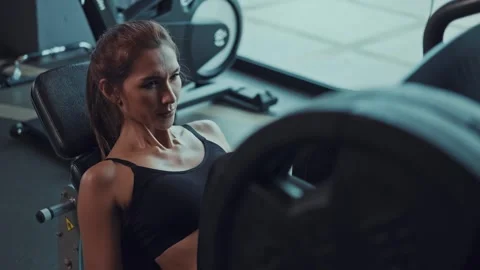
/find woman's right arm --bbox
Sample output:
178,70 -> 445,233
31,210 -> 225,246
77,164 -> 123,270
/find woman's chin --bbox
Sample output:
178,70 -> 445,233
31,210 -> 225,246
154,116 -> 175,129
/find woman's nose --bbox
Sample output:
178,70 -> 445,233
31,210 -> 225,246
160,85 -> 177,104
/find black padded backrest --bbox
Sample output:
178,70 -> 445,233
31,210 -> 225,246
405,23 -> 480,102
31,61 -> 96,159
70,149 -> 102,190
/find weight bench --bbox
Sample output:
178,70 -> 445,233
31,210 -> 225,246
31,62 -> 104,269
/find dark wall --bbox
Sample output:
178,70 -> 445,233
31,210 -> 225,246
0,0 -> 95,57
0,2 -> 37,57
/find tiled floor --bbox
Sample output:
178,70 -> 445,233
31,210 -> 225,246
238,0 -> 480,89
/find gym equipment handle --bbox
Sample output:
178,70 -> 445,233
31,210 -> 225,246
123,0 -> 162,21
423,0 -> 480,54
36,201 -> 75,224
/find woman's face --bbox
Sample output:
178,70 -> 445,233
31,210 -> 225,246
120,45 -> 182,130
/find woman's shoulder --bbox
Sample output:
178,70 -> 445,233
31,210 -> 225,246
185,120 -> 231,152
80,159 -> 122,192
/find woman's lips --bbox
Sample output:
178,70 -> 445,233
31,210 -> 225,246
157,110 -> 174,118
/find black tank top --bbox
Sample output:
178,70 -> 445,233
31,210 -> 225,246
105,124 -> 227,270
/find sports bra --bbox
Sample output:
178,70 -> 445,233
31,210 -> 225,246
105,124 -> 227,269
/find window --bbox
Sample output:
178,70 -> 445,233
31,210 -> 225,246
237,0 -> 480,90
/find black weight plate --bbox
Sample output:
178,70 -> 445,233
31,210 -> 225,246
291,141 -> 337,184
268,90 -> 480,270
354,83 -> 480,269
301,87 -> 480,269
280,91 -> 477,269
198,84 -> 480,270
282,85 -> 480,270
198,152 -> 235,270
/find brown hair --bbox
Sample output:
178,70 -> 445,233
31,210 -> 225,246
86,20 -> 179,158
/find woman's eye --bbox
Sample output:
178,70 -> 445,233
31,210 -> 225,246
170,73 -> 180,81
144,81 -> 159,89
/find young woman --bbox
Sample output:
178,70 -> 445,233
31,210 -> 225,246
78,20 -> 230,270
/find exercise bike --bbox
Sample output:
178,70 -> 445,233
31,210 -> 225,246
11,0 -> 278,152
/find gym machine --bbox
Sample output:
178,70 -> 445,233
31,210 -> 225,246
10,0 -> 278,152
404,0 -> 480,102
33,2 -> 480,270
0,42 -> 93,89
200,83 -> 480,270
422,0 -> 480,55
33,63 -> 480,269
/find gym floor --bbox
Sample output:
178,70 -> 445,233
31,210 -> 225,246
239,0 -> 480,89
2,0 -> 480,269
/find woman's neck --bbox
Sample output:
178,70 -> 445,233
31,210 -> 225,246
117,119 -> 177,152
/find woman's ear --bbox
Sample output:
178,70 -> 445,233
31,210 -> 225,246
98,78 -> 119,104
